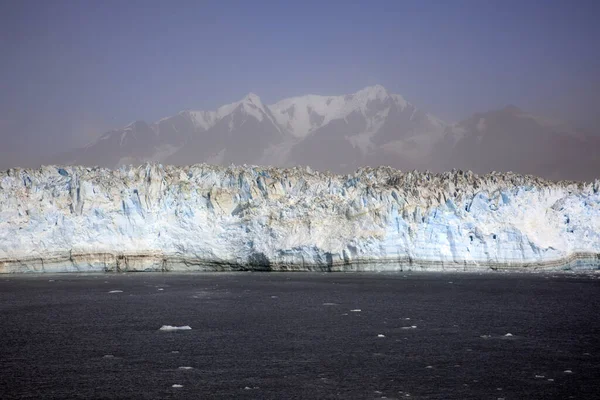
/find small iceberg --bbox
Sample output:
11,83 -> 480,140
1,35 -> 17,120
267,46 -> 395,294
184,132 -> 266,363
159,325 -> 192,331
108,290 -> 123,294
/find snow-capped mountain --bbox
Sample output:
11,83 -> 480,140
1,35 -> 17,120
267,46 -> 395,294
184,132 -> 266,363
54,85 -> 597,181
271,85 -> 446,172
55,85 -> 447,173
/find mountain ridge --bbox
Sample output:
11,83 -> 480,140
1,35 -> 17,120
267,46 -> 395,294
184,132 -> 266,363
53,85 -> 598,181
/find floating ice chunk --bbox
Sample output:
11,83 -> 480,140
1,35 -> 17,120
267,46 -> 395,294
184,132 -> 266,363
178,366 -> 193,370
548,378 -> 554,382
323,302 -> 337,306
564,369 -> 573,374
271,295 -> 278,299
159,325 -> 192,331
411,325 -> 417,329
377,334 -> 386,338
535,375 -> 545,379
350,309 -> 361,312
425,366 -> 433,369
158,288 -> 164,291
172,384 -> 183,388
171,351 -> 180,354
244,386 -> 252,390
403,318 -> 411,320
504,333 -> 513,337
103,354 -> 115,359
108,290 -> 123,293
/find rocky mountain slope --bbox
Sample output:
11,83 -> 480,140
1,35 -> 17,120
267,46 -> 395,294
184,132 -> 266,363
433,106 -> 600,182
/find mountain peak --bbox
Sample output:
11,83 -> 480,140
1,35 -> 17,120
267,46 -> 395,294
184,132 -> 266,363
355,84 -> 389,100
242,92 -> 262,105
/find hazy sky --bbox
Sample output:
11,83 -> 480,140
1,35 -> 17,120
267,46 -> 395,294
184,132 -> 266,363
1,0 -> 599,166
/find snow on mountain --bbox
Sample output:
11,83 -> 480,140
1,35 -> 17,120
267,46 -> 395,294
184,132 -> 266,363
1,164 -> 598,273
270,84 -> 410,138
189,92 -> 279,130
54,85 -> 445,173
51,85 -> 597,181
270,85 -> 448,173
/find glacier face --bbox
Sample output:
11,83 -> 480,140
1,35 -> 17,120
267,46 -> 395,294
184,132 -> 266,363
0,164 -> 599,273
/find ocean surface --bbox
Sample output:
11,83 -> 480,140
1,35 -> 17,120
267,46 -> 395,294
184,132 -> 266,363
0,272 -> 599,399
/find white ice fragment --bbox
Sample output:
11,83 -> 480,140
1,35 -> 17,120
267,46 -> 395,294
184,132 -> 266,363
172,384 -> 183,388
535,375 -> 545,379
323,302 -> 337,306
178,366 -> 193,370
563,370 -> 573,374
504,333 -> 513,337
411,325 -> 417,329
244,386 -> 252,390
171,351 -> 180,354
159,325 -> 192,331
103,354 -> 114,358
271,295 -> 278,299
425,366 -> 433,369
158,288 -> 164,291
548,378 -> 554,382
108,290 -> 123,293
377,334 -> 386,338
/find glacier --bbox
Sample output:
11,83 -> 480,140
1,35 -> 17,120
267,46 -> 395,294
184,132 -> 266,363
0,163 -> 598,273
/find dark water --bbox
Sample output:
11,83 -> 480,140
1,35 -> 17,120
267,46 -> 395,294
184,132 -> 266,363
0,272 -> 599,400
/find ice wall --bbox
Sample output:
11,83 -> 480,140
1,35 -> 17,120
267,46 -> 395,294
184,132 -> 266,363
0,164 -> 598,273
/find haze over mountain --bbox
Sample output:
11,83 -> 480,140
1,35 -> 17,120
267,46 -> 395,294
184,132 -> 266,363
3,1 -> 599,181
53,85 -> 598,182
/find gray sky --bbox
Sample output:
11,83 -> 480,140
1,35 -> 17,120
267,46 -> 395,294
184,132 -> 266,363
1,0 -> 599,168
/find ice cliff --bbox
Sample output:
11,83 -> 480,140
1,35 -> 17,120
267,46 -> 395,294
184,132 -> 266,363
0,164 -> 599,273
